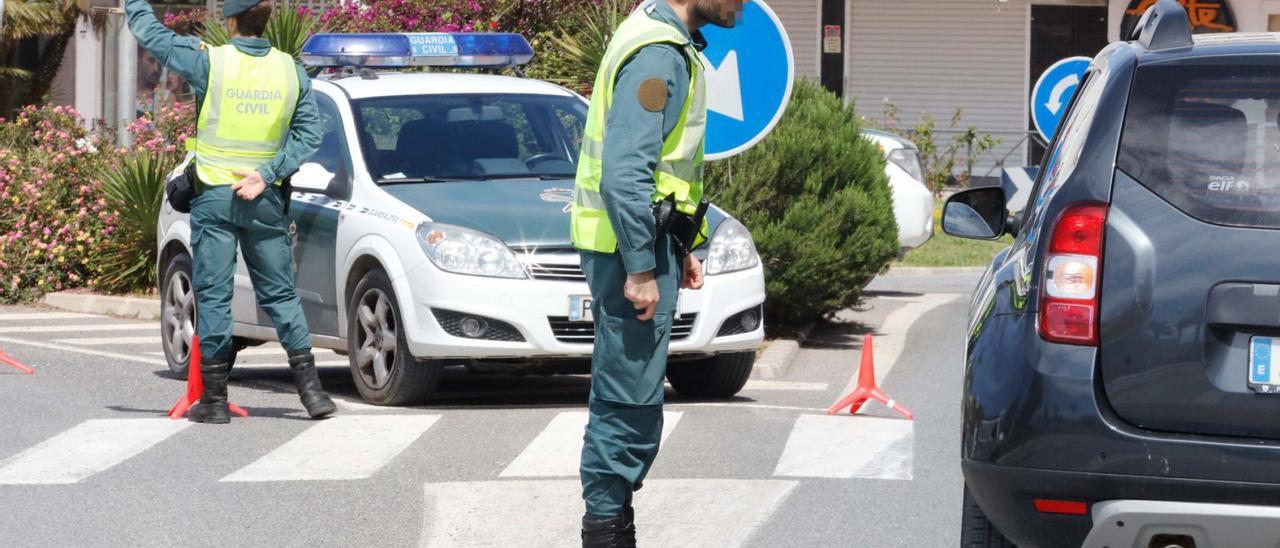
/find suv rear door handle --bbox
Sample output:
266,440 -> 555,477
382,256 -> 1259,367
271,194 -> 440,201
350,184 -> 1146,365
1206,283 -> 1280,328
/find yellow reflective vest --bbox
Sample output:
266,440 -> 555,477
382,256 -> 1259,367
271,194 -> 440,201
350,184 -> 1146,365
570,5 -> 707,253
195,45 -> 299,186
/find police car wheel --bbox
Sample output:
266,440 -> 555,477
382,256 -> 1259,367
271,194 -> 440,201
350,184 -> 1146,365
347,269 -> 442,405
665,351 -> 754,398
160,253 -> 239,379
160,253 -> 198,378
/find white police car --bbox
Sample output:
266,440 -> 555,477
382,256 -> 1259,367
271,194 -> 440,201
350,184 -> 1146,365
156,33 -> 766,405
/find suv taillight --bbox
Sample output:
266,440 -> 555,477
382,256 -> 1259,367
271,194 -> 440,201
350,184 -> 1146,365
1040,203 -> 1108,346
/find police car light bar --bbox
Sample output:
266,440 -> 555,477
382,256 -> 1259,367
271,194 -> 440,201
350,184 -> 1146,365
301,33 -> 534,68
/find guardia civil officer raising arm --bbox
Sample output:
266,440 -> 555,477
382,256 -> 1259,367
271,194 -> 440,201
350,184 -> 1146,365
126,0 -> 334,423
571,0 -> 744,545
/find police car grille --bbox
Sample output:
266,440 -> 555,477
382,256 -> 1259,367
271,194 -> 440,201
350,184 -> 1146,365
527,263 -> 586,282
548,315 -> 697,344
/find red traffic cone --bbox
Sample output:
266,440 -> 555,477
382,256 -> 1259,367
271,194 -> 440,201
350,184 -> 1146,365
0,348 -> 34,375
826,334 -> 913,419
168,336 -> 248,419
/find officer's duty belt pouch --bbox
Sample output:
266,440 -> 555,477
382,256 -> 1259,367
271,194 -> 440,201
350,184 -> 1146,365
165,153 -> 200,214
653,195 -> 710,257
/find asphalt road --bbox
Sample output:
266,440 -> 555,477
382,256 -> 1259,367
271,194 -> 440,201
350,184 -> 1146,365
0,269 -> 980,547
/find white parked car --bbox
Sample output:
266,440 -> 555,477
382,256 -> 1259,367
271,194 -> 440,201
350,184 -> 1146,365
862,129 -> 934,251
155,33 -> 766,406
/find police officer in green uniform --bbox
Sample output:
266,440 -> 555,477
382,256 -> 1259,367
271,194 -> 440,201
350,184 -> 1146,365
571,0 -> 744,545
126,0 -> 335,423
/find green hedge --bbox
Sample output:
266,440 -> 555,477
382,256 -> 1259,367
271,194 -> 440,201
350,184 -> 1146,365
707,80 -> 898,326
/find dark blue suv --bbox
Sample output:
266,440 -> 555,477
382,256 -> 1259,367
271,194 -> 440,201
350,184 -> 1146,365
945,1 -> 1280,546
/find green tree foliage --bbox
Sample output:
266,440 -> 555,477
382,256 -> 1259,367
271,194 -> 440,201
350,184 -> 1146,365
95,149 -> 172,293
530,0 -> 629,95
197,2 -> 320,60
706,80 -> 898,325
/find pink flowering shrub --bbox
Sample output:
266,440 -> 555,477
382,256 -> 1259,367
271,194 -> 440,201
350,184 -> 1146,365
0,106 -> 117,302
321,0 -> 604,36
0,100 -> 194,302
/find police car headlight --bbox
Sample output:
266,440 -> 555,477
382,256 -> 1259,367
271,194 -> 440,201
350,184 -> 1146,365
416,223 -> 527,279
704,219 -> 759,276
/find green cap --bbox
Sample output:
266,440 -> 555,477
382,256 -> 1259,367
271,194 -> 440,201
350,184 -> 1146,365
223,0 -> 265,18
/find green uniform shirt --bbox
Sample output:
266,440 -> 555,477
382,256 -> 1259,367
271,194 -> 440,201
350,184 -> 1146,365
601,0 -> 706,274
124,0 -> 321,184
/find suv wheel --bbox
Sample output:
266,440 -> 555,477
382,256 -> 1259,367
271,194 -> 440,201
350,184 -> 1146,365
347,268 -> 442,405
160,252 -> 239,378
962,486 -> 1017,548
666,351 -> 754,398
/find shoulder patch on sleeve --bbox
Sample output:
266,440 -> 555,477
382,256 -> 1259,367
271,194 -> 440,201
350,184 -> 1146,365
637,79 -> 669,113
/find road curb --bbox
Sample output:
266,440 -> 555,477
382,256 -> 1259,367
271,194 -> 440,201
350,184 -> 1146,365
42,292 -> 161,320
886,266 -> 987,276
750,324 -> 814,380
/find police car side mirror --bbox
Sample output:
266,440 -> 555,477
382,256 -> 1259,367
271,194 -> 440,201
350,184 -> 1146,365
291,162 -> 337,194
943,187 -> 1008,241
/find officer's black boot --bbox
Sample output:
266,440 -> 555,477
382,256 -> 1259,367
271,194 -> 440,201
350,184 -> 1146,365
621,505 -> 637,546
581,510 -> 636,548
287,349 -> 336,419
188,361 -> 230,424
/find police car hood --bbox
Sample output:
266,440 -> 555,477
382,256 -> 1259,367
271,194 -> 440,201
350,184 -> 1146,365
382,180 -> 578,248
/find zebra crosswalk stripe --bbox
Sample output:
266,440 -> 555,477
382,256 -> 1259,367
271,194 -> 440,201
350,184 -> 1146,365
221,415 -> 440,482
0,419 -> 191,485
499,411 -> 682,478
54,336 -> 159,346
420,479 -> 798,548
772,414 -> 913,480
0,312 -> 98,321
0,323 -> 155,334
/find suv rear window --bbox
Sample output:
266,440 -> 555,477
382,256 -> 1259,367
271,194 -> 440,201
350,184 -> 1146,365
1118,60 -> 1280,229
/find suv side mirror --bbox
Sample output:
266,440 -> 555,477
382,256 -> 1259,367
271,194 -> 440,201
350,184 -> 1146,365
943,187 -> 1008,240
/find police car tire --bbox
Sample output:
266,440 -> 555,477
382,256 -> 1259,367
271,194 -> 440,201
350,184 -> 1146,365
346,269 -> 442,406
161,253 -> 240,379
665,351 -> 754,398
961,486 -> 1018,548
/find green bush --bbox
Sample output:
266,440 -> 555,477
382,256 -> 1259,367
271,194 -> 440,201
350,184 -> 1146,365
94,149 -> 173,293
707,80 -> 898,326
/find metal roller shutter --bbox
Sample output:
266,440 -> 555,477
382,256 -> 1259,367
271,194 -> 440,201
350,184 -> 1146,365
847,0 -> 1031,175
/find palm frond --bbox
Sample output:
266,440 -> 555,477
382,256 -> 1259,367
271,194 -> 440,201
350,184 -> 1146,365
2,0 -> 70,41
197,18 -> 231,47
95,150 -> 174,293
265,2 -> 320,60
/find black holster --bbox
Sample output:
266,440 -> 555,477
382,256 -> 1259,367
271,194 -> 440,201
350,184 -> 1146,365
653,194 -> 709,257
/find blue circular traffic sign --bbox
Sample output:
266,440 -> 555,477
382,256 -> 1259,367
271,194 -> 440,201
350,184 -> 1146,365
699,0 -> 794,161
1031,56 -> 1091,143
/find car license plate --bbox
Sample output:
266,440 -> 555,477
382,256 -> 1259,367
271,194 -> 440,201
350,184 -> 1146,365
569,295 -> 593,322
1248,336 -> 1280,394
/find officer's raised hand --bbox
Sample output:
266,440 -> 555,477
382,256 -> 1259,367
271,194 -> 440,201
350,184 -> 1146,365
625,271 -> 661,321
231,169 -> 267,201
681,255 -> 704,290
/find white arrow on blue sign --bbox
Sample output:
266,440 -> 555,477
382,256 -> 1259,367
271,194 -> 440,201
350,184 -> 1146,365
699,0 -> 795,161
1030,56 -> 1091,143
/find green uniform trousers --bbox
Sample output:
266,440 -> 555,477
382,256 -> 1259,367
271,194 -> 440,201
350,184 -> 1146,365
579,234 -> 681,518
191,184 -> 310,362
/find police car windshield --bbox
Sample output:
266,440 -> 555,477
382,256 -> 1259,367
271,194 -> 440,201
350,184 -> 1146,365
354,94 -> 587,184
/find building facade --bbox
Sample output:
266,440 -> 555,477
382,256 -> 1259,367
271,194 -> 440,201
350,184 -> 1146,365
770,0 -> 1280,171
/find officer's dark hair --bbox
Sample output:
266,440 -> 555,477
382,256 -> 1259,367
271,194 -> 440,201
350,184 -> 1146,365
233,2 -> 273,37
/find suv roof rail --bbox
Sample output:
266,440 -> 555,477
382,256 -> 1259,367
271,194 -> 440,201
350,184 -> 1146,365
1131,0 -> 1194,50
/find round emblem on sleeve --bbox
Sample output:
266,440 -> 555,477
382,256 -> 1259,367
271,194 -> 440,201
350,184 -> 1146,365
637,79 -> 668,113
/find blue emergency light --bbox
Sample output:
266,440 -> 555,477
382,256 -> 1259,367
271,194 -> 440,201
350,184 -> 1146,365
301,33 -> 534,68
